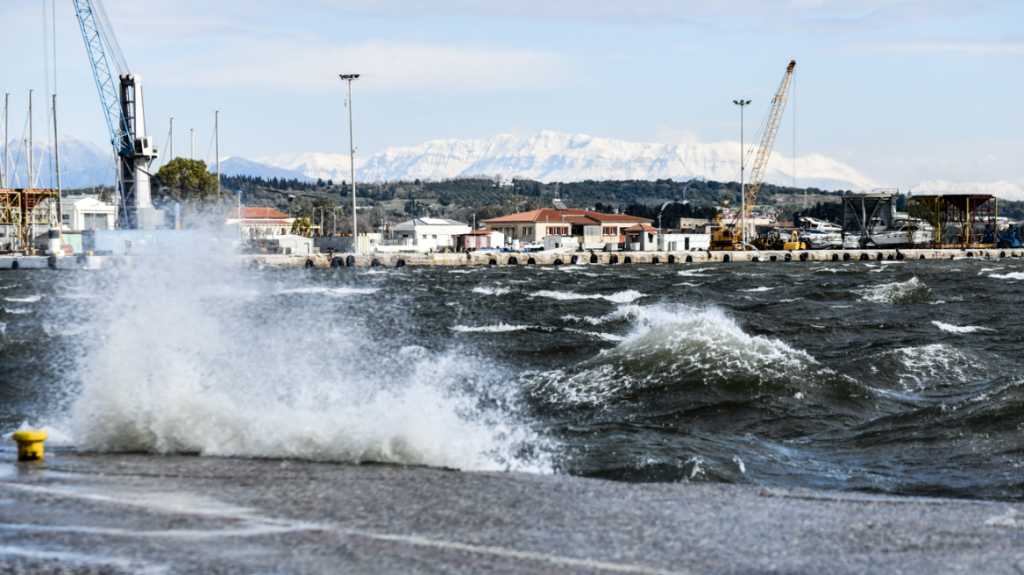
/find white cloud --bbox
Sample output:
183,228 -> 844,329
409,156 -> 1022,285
840,37 -> 1024,54
154,39 -> 574,92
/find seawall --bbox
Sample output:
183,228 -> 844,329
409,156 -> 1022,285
1,248 -> 1021,271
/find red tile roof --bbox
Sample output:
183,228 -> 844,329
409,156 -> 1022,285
624,223 -> 659,233
228,207 -> 291,220
483,209 -> 652,225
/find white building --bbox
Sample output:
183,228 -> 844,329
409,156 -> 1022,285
61,195 -> 116,230
391,218 -> 471,252
225,207 -> 295,239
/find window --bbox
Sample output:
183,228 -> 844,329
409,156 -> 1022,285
546,226 -> 568,236
603,226 -> 617,236
432,234 -> 437,239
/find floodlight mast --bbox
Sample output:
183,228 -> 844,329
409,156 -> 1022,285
340,74 -> 360,251
733,99 -> 751,247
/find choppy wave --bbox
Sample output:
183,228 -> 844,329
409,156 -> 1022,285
528,305 -> 847,407
1,307 -> 30,315
932,321 -> 989,334
452,323 -> 532,333
856,277 -> 931,304
4,295 -> 42,303
277,286 -> 379,296
989,272 -> 1024,280
472,286 -> 512,296
532,290 -> 644,303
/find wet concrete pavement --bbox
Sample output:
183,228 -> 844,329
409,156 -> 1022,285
0,450 -> 1022,574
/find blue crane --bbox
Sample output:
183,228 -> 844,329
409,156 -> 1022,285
72,0 -> 160,229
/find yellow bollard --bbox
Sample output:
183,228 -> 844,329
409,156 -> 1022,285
12,430 -> 47,462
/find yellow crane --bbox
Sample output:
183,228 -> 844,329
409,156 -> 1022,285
711,60 -> 796,250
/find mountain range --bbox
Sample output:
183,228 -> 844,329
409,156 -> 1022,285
5,132 -> 1022,202
254,131 -> 881,192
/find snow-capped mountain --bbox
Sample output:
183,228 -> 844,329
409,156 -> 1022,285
218,157 -> 312,182
909,179 -> 1024,202
1,136 -> 115,190
258,131 -> 881,192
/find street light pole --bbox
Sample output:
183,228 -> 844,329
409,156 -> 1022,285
340,74 -> 360,252
733,99 -> 751,247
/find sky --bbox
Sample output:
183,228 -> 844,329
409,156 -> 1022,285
2,0 -> 1023,189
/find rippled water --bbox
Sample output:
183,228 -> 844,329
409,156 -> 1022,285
2,255 -> 1024,500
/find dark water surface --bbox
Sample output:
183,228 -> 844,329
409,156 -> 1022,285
2,257 -> 1023,501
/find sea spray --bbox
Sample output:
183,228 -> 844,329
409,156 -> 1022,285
67,243 -> 549,472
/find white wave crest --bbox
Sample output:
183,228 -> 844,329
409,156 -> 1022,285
932,321 -> 990,334
856,277 -> 930,304
472,286 -> 511,296
1,307 -> 30,315
743,286 -> 773,292
4,295 -> 42,303
532,290 -> 644,303
451,323 -> 531,333
533,305 -> 831,405
989,272 -> 1024,280
278,287 -> 379,296
677,267 -> 713,277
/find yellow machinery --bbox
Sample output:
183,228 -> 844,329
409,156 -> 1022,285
711,60 -> 796,250
751,229 -> 806,251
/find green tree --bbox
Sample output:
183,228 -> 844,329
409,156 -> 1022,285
291,217 -> 313,237
154,158 -> 221,204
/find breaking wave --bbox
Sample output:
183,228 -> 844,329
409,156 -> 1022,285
66,255 -> 548,473
527,305 -> 852,408
856,277 -> 931,304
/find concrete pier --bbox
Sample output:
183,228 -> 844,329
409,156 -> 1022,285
0,248 -> 1019,271
240,247 -> 1024,269
1,451 -> 1023,574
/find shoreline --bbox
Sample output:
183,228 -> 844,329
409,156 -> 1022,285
0,450 -> 1022,574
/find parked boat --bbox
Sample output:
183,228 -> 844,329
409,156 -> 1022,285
798,217 -> 843,249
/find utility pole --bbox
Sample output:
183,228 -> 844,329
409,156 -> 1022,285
215,109 -> 220,193
733,99 -> 751,247
28,90 -> 34,188
169,117 -> 173,159
190,128 -> 194,160
340,74 -> 360,251
2,93 -> 7,188
52,94 -> 61,196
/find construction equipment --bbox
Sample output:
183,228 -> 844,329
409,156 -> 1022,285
73,0 -> 161,229
712,60 -> 796,250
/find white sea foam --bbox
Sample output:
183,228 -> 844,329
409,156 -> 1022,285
66,249 -> 548,474
472,286 -> 512,296
677,267 -> 713,277
889,343 -> 977,389
743,286 -> 773,292
674,282 -> 703,287
989,272 -> 1024,280
932,321 -> 989,334
4,295 -> 42,303
451,323 -> 531,333
532,290 -> 644,303
856,277 -> 931,304
1,307 -> 30,315
277,287 -> 379,296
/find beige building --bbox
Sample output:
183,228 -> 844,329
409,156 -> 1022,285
483,208 -> 652,248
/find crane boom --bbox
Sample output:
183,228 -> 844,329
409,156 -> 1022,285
71,0 -> 130,155
742,60 -> 795,228
73,0 -> 160,229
